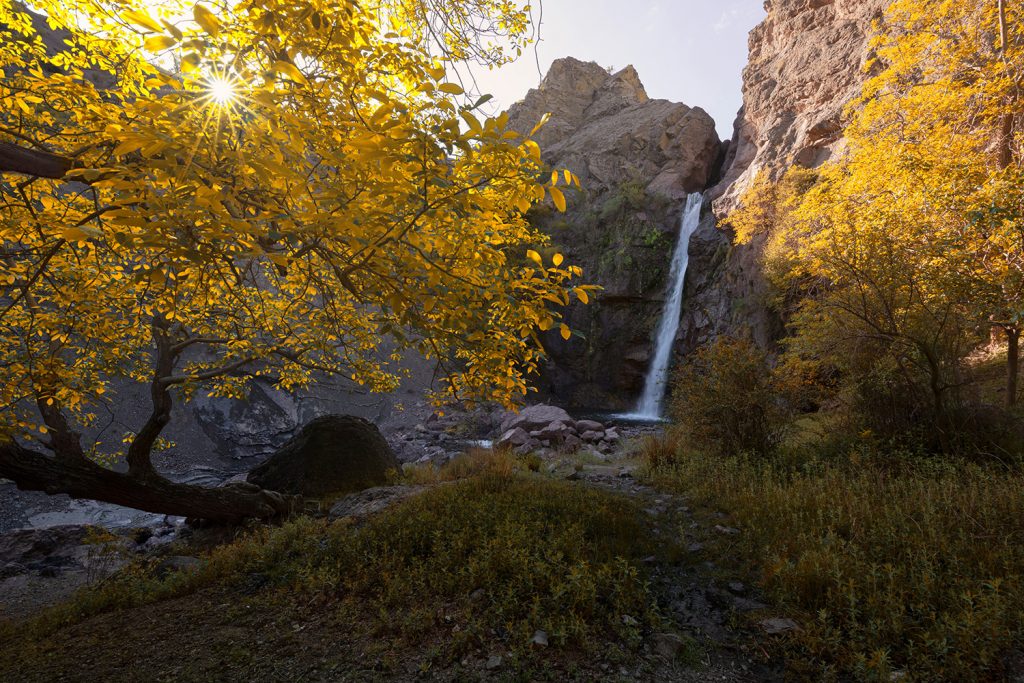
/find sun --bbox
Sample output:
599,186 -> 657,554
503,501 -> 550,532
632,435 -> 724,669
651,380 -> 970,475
207,76 -> 238,105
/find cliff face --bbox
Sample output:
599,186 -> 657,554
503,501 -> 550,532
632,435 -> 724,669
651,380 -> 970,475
508,58 -> 721,407
681,0 -> 891,350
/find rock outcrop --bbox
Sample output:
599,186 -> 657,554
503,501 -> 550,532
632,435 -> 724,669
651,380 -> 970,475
681,0 -> 891,350
510,58 -> 721,201
508,58 -> 721,407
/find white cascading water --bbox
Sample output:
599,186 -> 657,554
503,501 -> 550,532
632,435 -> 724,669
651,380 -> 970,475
628,192 -> 704,420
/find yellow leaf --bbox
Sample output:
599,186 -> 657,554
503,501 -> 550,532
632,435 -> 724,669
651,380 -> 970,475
560,324 -> 572,341
552,253 -> 564,267
549,186 -> 566,212
563,169 -> 572,185
60,227 -> 91,242
144,35 -> 177,52
574,287 -> 589,304
526,249 -> 543,266
123,10 -> 164,33
438,82 -> 464,95
273,60 -> 308,85
193,4 -> 221,37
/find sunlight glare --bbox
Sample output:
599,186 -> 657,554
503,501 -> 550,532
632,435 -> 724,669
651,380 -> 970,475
208,77 -> 237,105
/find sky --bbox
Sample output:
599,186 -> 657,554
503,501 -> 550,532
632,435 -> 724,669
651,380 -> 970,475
471,0 -> 766,139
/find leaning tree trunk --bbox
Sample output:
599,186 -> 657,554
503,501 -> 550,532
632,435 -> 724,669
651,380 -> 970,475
0,442 -> 299,523
1008,327 -> 1020,408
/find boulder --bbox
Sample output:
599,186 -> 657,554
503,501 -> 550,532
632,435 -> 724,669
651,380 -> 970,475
580,430 -> 604,443
575,419 -> 604,433
499,405 -> 573,434
498,427 -> 532,447
247,415 -> 398,498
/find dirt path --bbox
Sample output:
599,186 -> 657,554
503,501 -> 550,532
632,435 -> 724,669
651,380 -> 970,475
565,455 -> 782,682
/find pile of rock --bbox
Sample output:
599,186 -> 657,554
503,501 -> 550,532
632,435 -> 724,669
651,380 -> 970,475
496,405 -> 620,455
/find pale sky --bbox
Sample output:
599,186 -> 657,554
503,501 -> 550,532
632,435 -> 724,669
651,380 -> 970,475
472,0 -> 766,139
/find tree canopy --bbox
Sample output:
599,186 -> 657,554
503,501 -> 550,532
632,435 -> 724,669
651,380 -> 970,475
0,0 -> 590,519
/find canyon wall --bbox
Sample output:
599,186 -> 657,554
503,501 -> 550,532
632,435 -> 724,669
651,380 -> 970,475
680,0 -> 892,350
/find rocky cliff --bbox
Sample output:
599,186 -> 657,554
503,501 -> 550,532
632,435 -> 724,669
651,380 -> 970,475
680,0 -> 891,350
507,58 -> 721,408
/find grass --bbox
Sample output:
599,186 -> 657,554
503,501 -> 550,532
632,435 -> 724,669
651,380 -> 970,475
0,470 -> 664,681
642,438 -> 1024,682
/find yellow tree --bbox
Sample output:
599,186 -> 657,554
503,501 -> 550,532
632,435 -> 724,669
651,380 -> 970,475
766,0 -> 1023,441
0,0 -> 591,520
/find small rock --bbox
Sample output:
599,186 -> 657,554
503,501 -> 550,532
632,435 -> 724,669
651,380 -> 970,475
714,525 -> 740,535
563,434 -> 583,451
575,419 -> 604,433
687,542 -> 704,553
580,429 -> 604,443
732,597 -> 769,612
652,632 -> 688,660
760,617 -> 799,635
531,630 -> 549,648
727,581 -> 747,595
621,614 -> 639,626
485,655 -> 503,670
642,555 -> 657,564
469,588 -> 486,602
498,427 -> 531,447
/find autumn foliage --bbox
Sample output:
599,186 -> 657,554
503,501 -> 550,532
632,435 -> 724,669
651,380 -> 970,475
0,0 -> 594,518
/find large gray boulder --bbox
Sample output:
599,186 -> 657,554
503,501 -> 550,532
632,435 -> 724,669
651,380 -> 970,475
247,415 -> 399,498
499,404 -> 574,434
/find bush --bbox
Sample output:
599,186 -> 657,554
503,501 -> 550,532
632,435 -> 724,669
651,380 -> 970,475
670,337 -> 794,457
644,442 -> 1024,682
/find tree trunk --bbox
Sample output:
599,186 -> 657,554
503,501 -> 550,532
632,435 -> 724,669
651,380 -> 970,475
1008,326 -> 1020,408
0,442 -> 300,523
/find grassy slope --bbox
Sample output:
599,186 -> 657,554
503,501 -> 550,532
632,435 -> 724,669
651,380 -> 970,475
639,432 -> 1024,683
0,471 -> 679,682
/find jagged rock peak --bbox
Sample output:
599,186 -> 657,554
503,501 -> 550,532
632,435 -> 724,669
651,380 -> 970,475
508,57 -> 720,199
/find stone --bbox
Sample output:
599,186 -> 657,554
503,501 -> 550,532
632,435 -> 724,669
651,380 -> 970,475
531,630 -> 549,648
485,655 -> 503,670
535,420 -> 572,442
714,525 -> 740,535
727,581 -> 747,595
497,427 -> 531,447
247,415 -> 399,498
760,617 -> 800,635
651,632 -> 689,661
575,419 -> 604,433
580,430 -> 604,443
562,434 -> 583,452
499,404 -> 573,434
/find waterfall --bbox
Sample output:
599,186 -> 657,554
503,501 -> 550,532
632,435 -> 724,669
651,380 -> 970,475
629,192 -> 704,420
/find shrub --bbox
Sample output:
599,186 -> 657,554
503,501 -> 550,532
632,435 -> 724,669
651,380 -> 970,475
670,337 -> 794,457
644,442 -> 1024,682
